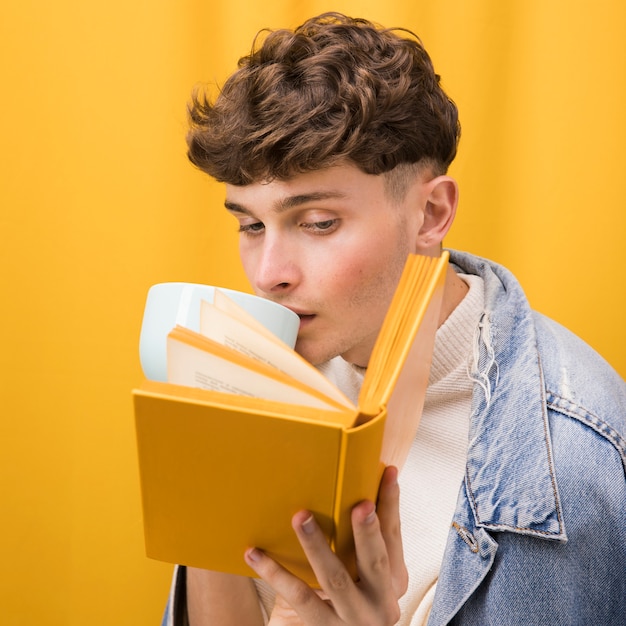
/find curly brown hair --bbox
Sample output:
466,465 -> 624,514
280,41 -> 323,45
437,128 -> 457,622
187,13 -> 460,186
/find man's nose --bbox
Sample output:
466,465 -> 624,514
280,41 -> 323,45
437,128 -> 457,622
252,239 -> 301,295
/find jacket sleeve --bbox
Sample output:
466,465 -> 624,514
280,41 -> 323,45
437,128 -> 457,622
161,566 -> 188,626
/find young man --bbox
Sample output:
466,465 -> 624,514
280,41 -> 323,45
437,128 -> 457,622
163,13 -> 626,625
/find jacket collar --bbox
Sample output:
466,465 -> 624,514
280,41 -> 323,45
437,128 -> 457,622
449,250 -> 566,542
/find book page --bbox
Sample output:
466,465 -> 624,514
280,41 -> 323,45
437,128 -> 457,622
138,379 -> 355,426
167,326 -> 355,425
213,289 -> 285,343
200,297 -> 354,409
358,252 -> 448,417
378,282 -> 443,468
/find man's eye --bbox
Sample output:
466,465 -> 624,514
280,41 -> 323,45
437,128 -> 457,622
302,219 -> 339,233
238,222 -> 264,234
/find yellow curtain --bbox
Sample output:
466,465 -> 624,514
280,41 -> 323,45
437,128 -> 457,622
1,1 -> 623,623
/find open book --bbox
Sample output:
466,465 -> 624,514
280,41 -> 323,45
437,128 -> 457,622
133,251 -> 449,585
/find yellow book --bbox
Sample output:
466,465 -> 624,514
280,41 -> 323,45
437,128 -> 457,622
133,251 -> 448,585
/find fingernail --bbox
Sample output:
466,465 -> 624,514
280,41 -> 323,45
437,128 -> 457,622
364,507 -> 377,524
301,514 -> 315,535
245,547 -> 261,563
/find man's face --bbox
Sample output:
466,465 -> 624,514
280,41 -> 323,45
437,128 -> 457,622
224,163 -> 429,367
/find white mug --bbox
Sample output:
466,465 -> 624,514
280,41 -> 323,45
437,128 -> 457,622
139,282 -> 300,381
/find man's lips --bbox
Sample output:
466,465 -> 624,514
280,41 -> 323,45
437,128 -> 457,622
297,313 -> 315,325
281,305 -> 313,318
285,308 -> 316,324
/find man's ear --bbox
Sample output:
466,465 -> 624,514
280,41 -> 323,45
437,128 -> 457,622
415,175 -> 458,250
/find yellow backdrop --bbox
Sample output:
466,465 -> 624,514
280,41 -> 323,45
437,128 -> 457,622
1,1 -> 624,624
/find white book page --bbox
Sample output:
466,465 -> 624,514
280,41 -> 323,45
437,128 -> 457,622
167,335 -> 351,415
200,298 -> 354,409
213,290 -> 283,342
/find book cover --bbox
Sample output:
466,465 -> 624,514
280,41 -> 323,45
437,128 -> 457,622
133,251 -> 448,585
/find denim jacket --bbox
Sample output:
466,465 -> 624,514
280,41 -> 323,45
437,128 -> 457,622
429,251 -> 626,625
163,251 -> 626,625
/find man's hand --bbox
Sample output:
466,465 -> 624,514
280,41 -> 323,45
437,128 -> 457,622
244,466 -> 407,625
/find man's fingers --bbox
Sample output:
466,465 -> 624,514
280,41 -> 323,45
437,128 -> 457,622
350,500 -> 394,598
244,544 -> 332,624
268,594 -> 310,625
290,510 -> 361,606
244,472 -> 406,624
376,466 -> 407,597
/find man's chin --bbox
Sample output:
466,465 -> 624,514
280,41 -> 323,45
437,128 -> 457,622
294,340 -> 333,367
295,340 -> 370,370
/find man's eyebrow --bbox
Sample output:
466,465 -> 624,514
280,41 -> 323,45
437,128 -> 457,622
224,201 -> 250,215
275,191 -> 348,211
224,191 -> 347,215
